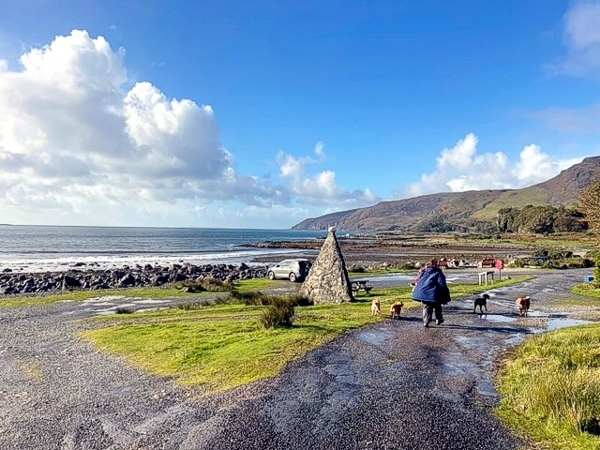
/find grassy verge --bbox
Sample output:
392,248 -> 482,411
0,286 -> 210,309
495,324 -> 600,450
563,282 -> 600,307
81,276 -> 527,396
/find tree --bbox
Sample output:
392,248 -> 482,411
578,174 -> 600,234
497,207 -> 519,232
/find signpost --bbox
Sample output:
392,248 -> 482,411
495,259 -> 504,280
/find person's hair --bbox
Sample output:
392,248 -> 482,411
429,258 -> 438,267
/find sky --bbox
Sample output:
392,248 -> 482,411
0,0 -> 599,229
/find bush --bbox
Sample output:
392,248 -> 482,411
396,261 -> 418,270
292,295 -> 313,306
175,278 -> 232,293
230,289 -> 270,305
260,297 -> 295,329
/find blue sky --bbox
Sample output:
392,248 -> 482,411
0,1 -> 598,228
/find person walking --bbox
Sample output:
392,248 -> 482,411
411,258 -> 451,327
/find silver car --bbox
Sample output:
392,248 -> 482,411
266,259 -> 312,282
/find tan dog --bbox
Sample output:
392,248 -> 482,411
390,301 -> 404,319
371,298 -> 381,315
516,296 -> 531,317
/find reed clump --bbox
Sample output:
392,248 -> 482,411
496,324 -> 600,449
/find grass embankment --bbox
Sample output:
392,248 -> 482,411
81,276 -> 526,396
566,282 -> 600,307
0,286 -> 209,309
496,282 -> 600,450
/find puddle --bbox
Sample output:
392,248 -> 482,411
82,302 -> 116,307
357,330 -> 389,345
135,307 -> 168,313
503,335 -> 525,345
481,314 -> 517,323
547,318 -> 591,330
477,379 -> 498,397
362,274 -> 413,283
132,298 -> 170,304
83,295 -> 127,303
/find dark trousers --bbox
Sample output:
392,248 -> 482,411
422,302 -> 443,325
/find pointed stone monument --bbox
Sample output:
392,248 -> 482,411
299,227 -> 354,303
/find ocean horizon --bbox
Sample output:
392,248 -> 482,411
0,225 -> 329,273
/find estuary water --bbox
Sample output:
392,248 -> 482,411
0,225 -> 326,273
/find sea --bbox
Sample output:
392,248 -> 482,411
0,225 -> 328,273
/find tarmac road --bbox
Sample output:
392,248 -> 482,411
0,268 -> 593,449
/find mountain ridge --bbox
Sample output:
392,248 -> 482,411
292,155 -> 600,231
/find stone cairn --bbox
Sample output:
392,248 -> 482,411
299,227 -> 354,303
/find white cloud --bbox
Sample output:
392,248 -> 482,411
400,133 -> 583,198
276,144 -> 379,208
529,103 -> 600,133
548,1 -> 600,76
0,30 -> 378,227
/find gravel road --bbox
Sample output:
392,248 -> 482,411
0,268 -> 594,449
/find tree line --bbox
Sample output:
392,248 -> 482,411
496,175 -> 600,235
496,206 -> 587,234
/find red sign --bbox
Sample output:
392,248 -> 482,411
495,259 -> 504,270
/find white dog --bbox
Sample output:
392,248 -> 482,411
371,298 -> 381,315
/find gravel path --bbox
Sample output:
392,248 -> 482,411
0,268 -> 594,449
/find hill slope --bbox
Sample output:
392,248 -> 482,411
292,155 -> 600,231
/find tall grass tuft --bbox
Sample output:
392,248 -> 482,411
496,324 -> 600,449
175,278 -> 233,293
229,289 -> 270,305
260,296 -> 295,329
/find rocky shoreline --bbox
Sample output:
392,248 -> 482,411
0,262 -> 268,296
2,233 -> 591,297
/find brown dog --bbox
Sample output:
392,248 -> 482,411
390,301 -> 404,319
516,296 -> 531,317
371,298 -> 381,315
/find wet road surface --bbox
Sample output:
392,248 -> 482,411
0,268 -> 593,449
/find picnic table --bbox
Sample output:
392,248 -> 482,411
351,279 -> 373,295
478,271 -> 495,285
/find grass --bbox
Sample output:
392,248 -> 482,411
495,324 -> 600,450
81,300 -> 380,395
0,286 -> 212,309
551,282 -> 600,307
81,276 -> 528,396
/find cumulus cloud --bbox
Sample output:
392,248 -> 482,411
400,133 -> 583,198
548,1 -> 600,76
0,30 -> 378,227
0,31 -> 248,225
276,143 -> 379,208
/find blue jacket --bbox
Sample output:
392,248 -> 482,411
412,266 -> 451,304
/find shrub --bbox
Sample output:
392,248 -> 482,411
292,295 -> 313,306
176,299 -> 213,310
260,297 -> 295,329
396,261 -> 418,270
175,278 -> 232,293
115,307 -> 134,314
230,289 -> 270,305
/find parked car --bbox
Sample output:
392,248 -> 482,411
266,259 -> 312,282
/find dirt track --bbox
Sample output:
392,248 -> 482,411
0,268 -> 595,449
